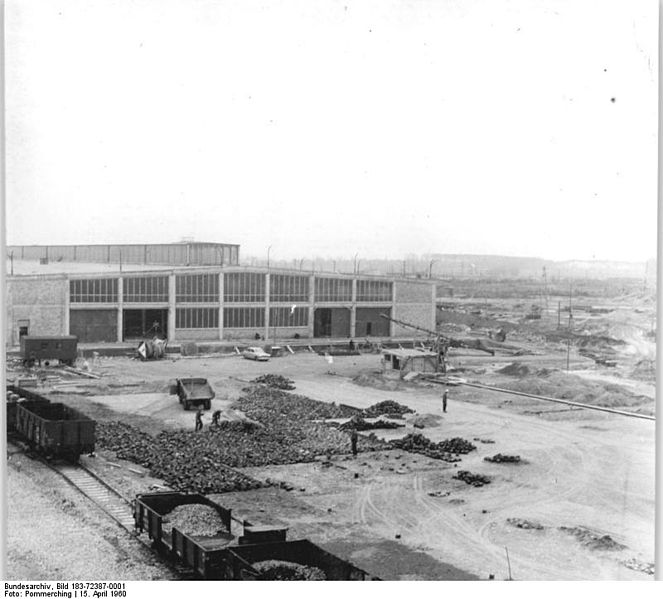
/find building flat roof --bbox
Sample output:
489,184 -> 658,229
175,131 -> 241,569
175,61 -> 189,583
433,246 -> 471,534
382,348 -> 437,358
6,259 -> 436,284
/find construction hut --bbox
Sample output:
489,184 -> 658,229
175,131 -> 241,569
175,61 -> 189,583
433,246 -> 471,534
381,348 -> 438,377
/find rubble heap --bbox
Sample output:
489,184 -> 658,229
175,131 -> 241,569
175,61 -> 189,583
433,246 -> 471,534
452,470 -> 491,487
251,374 -> 296,390
389,433 -> 476,462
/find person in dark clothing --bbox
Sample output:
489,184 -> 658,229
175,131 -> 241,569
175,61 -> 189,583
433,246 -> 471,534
442,389 -> 448,413
350,428 -> 358,456
195,409 -> 204,432
212,410 -> 221,427
349,339 -> 355,351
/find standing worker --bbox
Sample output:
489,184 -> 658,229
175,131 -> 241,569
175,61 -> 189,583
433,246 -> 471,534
195,408 -> 204,432
350,428 -> 358,456
211,410 -> 221,427
442,389 -> 448,413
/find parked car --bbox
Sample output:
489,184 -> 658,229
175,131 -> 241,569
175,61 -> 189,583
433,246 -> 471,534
242,347 -> 270,361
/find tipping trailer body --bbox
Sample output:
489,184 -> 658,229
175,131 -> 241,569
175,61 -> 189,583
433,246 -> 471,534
15,402 -> 95,462
173,378 -> 215,411
20,335 -> 78,366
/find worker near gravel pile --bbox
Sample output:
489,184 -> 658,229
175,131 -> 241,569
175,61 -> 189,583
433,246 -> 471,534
195,408 -> 204,432
443,389 -> 448,413
212,410 -> 221,426
350,428 -> 358,456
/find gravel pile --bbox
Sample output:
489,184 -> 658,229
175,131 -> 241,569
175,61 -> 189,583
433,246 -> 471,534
507,518 -> 543,530
162,504 -> 228,537
252,560 -> 327,581
559,526 -> 626,551
452,470 -> 491,487
484,453 -> 521,463
251,374 -> 296,390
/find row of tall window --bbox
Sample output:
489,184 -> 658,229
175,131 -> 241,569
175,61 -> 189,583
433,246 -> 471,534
70,275 -> 393,303
175,307 -> 310,329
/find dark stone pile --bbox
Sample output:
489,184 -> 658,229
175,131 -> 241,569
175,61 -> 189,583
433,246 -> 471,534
453,470 -> 491,487
389,433 -> 476,462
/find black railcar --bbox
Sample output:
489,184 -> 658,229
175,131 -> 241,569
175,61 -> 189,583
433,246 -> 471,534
15,401 -> 95,462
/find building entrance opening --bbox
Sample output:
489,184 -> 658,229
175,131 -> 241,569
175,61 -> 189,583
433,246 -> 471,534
18,320 -> 29,339
123,309 -> 168,341
313,308 -> 350,338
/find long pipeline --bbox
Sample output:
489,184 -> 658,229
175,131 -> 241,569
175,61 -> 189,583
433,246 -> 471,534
460,381 -> 656,421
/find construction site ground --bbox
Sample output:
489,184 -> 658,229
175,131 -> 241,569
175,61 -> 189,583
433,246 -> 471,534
5,291 -> 656,581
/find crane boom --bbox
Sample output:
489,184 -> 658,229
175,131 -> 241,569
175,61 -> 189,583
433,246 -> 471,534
379,313 -> 495,356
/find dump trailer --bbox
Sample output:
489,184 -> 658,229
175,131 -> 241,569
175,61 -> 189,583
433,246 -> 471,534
5,385 -> 51,431
20,335 -> 78,366
171,378 -> 215,411
15,402 -> 95,462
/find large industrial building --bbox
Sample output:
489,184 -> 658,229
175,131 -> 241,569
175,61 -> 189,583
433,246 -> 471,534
5,243 -> 436,347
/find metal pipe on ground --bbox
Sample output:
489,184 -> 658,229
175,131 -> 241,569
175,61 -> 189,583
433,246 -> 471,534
461,381 -> 655,421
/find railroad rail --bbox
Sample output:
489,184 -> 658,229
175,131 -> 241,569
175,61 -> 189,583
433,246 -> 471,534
52,463 -> 135,530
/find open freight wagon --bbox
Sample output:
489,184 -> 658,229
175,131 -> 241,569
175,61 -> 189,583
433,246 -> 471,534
5,385 -> 51,431
134,492 -> 238,579
133,492 -> 372,580
221,539 -> 377,581
15,402 -> 95,462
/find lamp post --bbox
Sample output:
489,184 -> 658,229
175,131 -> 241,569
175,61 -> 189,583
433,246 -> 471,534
267,245 -> 272,270
428,259 -> 437,279
353,253 -> 359,274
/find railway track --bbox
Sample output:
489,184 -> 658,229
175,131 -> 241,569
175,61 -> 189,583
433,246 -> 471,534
52,463 -> 135,530
8,437 -> 135,530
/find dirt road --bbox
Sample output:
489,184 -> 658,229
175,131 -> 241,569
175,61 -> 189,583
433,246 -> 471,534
287,374 -> 655,580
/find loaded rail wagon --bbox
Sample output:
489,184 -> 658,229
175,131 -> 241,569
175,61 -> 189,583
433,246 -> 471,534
171,378 -> 215,411
221,539 -> 377,581
15,402 -> 95,462
21,335 -> 78,367
5,385 -> 51,432
134,492 -> 236,579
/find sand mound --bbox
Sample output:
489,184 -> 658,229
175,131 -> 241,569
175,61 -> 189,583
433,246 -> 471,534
410,414 -> 443,429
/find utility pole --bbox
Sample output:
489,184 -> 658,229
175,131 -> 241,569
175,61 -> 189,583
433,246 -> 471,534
9,251 -> 14,276
566,283 -> 573,371
557,301 -> 561,329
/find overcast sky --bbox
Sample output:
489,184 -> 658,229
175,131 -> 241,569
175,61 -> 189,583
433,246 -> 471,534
4,0 -> 658,262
